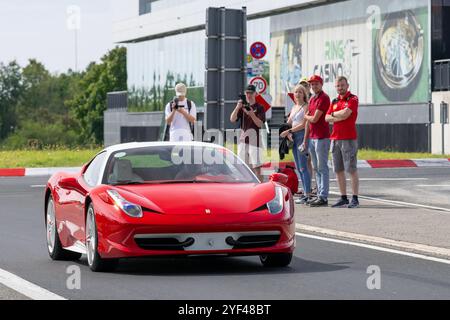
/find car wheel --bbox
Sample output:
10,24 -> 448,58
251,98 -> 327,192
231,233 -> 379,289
260,253 -> 293,267
46,196 -> 82,261
86,203 -> 118,272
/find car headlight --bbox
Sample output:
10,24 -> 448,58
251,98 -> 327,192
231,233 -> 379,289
267,186 -> 284,214
107,189 -> 143,218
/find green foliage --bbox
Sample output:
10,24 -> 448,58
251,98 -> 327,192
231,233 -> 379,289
67,47 -> 127,144
128,71 -> 202,112
2,119 -> 79,149
0,46 -> 126,149
0,61 -> 23,140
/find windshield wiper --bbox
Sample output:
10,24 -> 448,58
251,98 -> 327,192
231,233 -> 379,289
147,179 -> 222,184
110,180 -> 145,186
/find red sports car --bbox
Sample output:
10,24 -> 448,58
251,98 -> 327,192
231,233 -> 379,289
44,142 -> 295,272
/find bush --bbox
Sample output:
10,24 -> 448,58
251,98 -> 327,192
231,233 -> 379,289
1,120 -> 80,150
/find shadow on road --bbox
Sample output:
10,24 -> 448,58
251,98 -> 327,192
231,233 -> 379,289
73,255 -> 350,276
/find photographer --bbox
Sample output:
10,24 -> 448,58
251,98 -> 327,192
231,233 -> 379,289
165,83 -> 197,141
230,84 -> 266,181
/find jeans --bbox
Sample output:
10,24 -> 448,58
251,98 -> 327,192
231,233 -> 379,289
309,138 -> 330,200
292,130 -> 311,195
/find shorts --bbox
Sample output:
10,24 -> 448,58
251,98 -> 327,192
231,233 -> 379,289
331,139 -> 358,173
238,143 -> 264,168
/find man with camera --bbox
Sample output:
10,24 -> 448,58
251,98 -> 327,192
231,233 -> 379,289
230,84 -> 266,181
165,83 -> 197,142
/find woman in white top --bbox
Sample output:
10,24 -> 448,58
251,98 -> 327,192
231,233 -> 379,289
280,84 -> 312,204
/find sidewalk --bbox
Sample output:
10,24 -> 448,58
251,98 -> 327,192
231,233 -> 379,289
295,194 -> 450,259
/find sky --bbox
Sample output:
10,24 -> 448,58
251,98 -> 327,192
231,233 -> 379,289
0,0 -> 136,73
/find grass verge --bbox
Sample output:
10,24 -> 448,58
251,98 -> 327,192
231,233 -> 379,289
0,147 -> 448,168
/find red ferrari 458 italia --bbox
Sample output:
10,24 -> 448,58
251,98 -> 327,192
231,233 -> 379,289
44,142 -> 295,272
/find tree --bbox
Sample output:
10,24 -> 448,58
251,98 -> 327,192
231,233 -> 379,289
0,61 -> 23,140
68,46 -> 127,144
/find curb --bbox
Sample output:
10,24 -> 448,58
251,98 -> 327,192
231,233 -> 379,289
296,224 -> 450,261
0,167 -> 81,178
261,158 -> 450,175
0,158 -> 449,177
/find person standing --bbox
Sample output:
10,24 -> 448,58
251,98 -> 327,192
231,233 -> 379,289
298,77 -> 316,195
298,77 -> 312,99
302,75 -> 331,207
165,83 -> 197,142
325,76 -> 360,208
280,84 -> 312,204
230,84 -> 266,181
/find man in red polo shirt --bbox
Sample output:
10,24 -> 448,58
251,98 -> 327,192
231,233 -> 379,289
325,76 -> 359,208
302,75 -> 331,207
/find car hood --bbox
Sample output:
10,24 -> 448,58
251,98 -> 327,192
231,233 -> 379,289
114,182 -> 277,215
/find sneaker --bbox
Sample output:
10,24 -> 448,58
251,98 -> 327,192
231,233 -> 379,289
348,198 -> 360,208
295,196 -> 306,205
295,196 -> 311,205
331,198 -> 349,208
305,196 -> 317,206
309,198 -> 328,207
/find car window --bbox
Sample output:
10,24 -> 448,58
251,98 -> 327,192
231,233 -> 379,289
83,152 -> 107,186
104,146 -> 258,185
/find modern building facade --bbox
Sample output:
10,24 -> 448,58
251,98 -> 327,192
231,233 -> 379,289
109,0 -> 450,153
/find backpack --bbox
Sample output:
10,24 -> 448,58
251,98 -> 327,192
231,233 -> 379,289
278,165 -> 299,195
167,99 -> 195,138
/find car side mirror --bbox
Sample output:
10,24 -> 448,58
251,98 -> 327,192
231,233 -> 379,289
81,163 -> 89,174
59,177 -> 81,191
269,172 -> 289,186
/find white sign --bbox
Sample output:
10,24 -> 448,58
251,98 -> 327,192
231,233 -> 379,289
66,5 -> 81,30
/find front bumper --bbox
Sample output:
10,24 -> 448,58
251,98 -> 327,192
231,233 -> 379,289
95,208 -> 295,259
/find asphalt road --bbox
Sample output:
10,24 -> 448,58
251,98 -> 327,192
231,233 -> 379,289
0,169 -> 450,300
347,167 -> 450,210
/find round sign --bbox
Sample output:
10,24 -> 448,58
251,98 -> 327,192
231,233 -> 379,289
250,42 -> 267,60
250,76 -> 268,94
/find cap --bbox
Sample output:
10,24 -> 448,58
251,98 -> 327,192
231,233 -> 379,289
245,84 -> 257,93
308,75 -> 323,84
175,83 -> 187,97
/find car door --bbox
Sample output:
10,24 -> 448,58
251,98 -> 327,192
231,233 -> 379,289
72,152 -> 107,242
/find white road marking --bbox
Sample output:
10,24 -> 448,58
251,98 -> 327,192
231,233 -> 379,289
359,178 -> 428,181
295,232 -> 450,265
30,185 -> 46,188
328,191 -> 450,213
416,185 -> 450,187
0,268 -> 66,300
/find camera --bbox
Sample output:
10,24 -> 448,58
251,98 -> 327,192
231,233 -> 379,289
238,94 -> 251,111
172,97 -> 183,110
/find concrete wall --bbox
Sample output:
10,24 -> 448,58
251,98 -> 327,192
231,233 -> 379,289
104,109 -> 164,146
431,92 -> 450,154
358,104 -> 430,124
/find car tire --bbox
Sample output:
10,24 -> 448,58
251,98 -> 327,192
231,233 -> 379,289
86,203 -> 118,272
259,253 -> 293,267
46,196 -> 82,261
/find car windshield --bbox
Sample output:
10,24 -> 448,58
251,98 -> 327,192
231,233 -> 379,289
103,145 -> 259,185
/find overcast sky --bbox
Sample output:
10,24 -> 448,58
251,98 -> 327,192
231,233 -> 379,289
0,0 -> 136,73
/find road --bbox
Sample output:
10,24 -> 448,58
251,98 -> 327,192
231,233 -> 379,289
0,168 -> 450,299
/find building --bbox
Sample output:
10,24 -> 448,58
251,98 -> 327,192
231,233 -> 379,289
107,0 -> 450,154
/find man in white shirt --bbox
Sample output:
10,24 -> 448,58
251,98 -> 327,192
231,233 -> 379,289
165,83 -> 197,141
